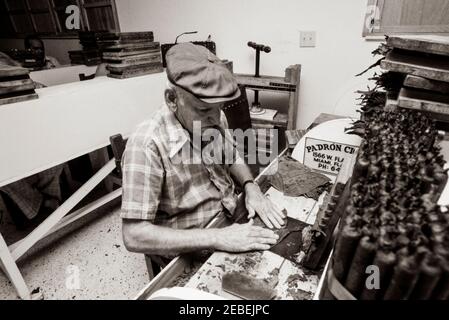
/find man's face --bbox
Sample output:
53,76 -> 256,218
28,39 -> 45,61
174,85 -> 223,136
29,39 -> 42,50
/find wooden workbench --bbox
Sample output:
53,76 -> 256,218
185,251 -> 319,300
135,113 -> 346,300
0,72 -> 167,299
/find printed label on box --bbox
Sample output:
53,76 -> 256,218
303,137 -> 359,176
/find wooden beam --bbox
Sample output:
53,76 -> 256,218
381,50 -> 449,82
89,148 -> 114,192
404,75 -> 449,94
10,160 -> 115,261
288,65 -> 301,130
398,87 -> 449,122
388,35 -> 449,56
398,87 -> 449,112
9,188 -> 122,255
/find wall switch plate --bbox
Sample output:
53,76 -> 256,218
300,31 -> 316,47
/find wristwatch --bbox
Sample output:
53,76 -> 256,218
243,180 -> 256,190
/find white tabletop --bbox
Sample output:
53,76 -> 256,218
0,72 -> 167,187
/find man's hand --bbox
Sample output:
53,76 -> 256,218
244,182 -> 286,229
214,220 -> 279,252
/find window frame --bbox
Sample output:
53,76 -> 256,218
363,0 -> 449,38
0,0 -> 120,39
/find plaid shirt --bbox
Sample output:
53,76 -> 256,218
120,104 -> 239,229
0,165 -> 63,219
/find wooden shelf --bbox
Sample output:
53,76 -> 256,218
381,49 -> 449,82
397,87 -> 449,122
234,73 -> 297,93
234,65 -> 301,130
387,35 -> 449,57
404,75 -> 449,94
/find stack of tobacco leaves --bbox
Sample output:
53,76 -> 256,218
69,31 -> 107,66
380,36 -> 449,122
326,41 -> 449,300
269,156 -> 332,201
100,31 -> 163,79
0,65 -> 38,106
253,214 -> 310,263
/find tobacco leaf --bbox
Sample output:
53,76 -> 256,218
269,156 -> 331,198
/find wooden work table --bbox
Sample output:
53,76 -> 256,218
0,72 -> 167,299
136,114 -> 345,300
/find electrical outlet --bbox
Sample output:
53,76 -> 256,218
300,31 -> 316,48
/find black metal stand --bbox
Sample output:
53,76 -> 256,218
247,41 -> 271,115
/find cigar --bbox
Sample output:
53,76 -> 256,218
383,255 -> 419,300
409,257 -> 441,300
431,263 -> 449,300
325,201 -> 337,216
331,194 -> 340,203
344,237 -> 377,298
359,250 -> 396,300
323,208 -> 336,221
332,226 -> 362,283
319,221 -> 327,230
334,182 -> 346,197
351,157 -> 369,183
434,171 -> 448,197
320,216 -> 331,227
431,247 -> 449,300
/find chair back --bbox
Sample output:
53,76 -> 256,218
109,134 -> 128,176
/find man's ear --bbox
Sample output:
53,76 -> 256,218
165,88 -> 177,112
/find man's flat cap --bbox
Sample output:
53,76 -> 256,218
166,43 -> 240,103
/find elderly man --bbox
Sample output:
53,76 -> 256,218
121,43 -> 285,258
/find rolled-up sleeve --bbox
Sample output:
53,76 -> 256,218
120,141 -> 164,221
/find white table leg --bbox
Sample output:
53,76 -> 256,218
10,160 -> 115,262
0,233 -> 30,300
0,159 -> 115,299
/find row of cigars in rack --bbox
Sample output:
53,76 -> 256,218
312,36 -> 449,300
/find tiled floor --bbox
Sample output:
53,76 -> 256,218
0,205 -> 150,300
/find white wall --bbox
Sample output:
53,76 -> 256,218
0,73 -> 167,186
115,0 -> 381,129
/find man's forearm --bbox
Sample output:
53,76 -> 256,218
123,220 -> 218,256
230,162 -> 254,187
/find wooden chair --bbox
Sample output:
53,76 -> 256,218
222,85 -> 260,177
109,134 -> 163,279
222,85 -> 253,132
